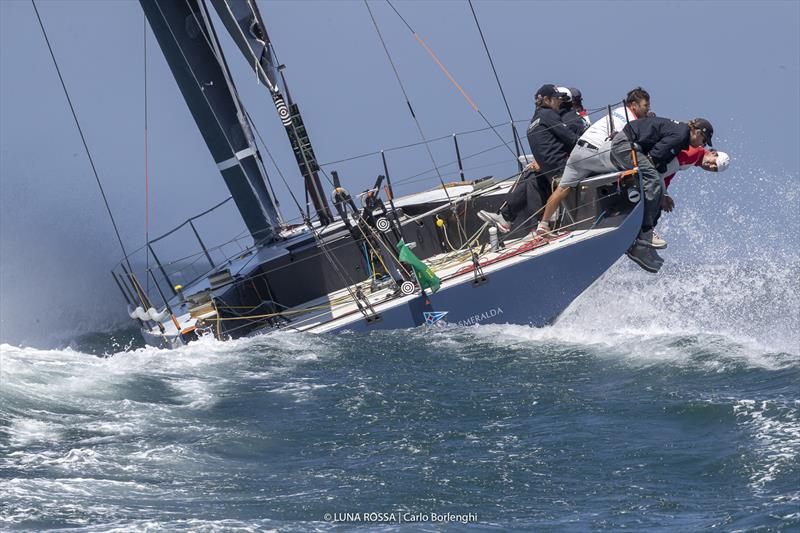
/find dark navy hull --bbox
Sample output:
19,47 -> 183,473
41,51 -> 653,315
316,196 -> 643,333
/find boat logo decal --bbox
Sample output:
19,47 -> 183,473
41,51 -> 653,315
423,311 -> 449,325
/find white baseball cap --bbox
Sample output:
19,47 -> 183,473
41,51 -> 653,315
556,86 -> 572,101
716,151 -> 730,172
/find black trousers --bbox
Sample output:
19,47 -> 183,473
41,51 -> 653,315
610,134 -> 663,232
501,169 -> 554,225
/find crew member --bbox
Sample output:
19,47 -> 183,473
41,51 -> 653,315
615,116 -> 715,272
557,86 -> 588,137
538,87 -> 651,235
661,148 -> 730,212
478,84 -> 577,232
570,87 -> 591,128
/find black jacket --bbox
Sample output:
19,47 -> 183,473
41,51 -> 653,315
560,107 -> 588,137
527,107 -> 578,176
622,117 -> 690,172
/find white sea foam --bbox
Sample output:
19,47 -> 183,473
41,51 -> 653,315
126,443 -> 188,463
734,399 -> 800,494
0,327 -> 330,402
429,252 -> 799,370
6,418 -> 61,447
267,379 -> 330,402
94,519 -> 281,533
170,377 -> 219,409
0,331 -> 331,504
0,476 -> 156,499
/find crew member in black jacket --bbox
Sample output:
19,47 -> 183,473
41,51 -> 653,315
611,116 -> 714,272
478,84 -> 578,232
557,87 -> 588,137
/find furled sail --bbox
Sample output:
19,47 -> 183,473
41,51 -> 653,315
209,0 -> 333,225
140,0 -> 281,241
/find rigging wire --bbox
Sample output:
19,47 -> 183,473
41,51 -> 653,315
466,0 -> 525,162
144,14 -> 150,292
150,0 -> 279,242
183,0 -> 282,223
307,221 -> 379,322
319,105 -> 609,168
209,0 -> 333,223
31,0 -> 132,272
320,104 -> 617,198
365,0 -> 477,245
245,109 -> 306,218
467,0 -> 512,124
382,0 -> 528,229
392,135 -> 514,186
384,0 -> 519,162
318,120 -> 508,166
363,0 -> 453,204
189,0 -> 284,222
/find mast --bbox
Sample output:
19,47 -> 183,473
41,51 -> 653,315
209,0 -> 333,226
140,0 -> 282,242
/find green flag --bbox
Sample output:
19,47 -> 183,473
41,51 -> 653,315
396,240 -> 440,293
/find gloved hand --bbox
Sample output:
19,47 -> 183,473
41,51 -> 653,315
654,160 -> 668,174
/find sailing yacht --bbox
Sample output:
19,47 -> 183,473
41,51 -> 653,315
113,0 -> 644,348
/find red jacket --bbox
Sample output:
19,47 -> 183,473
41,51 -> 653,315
664,146 -> 706,188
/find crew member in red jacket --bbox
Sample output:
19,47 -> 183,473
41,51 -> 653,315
661,147 -> 730,212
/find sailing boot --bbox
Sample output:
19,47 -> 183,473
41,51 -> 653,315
478,211 -> 511,233
636,229 -> 667,249
626,243 -> 663,273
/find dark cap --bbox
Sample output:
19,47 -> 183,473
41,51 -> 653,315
535,84 -> 559,98
694,118 -> 714,146
569,87 -> 582,101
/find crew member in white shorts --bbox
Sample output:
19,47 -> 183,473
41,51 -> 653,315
537,87 -> 651,234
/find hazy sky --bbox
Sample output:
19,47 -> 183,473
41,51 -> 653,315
1,0 -> 798,345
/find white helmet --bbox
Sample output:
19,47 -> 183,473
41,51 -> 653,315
716,151 -> 730,172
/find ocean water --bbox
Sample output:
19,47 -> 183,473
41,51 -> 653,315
1,255 -> 798,532
2,162 -> 799,532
